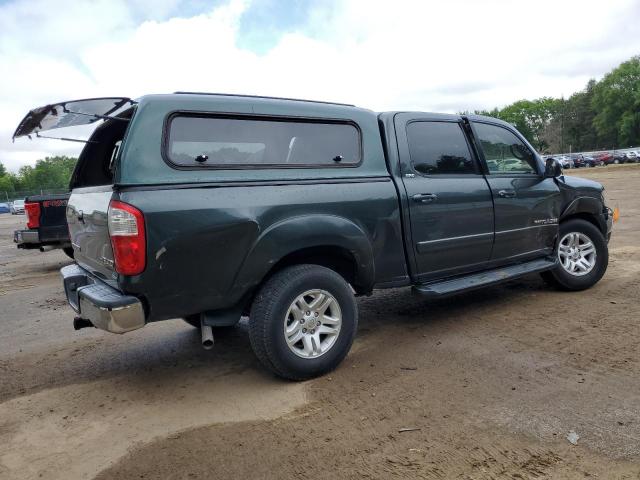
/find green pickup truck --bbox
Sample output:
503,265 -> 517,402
13,94 -> 614,380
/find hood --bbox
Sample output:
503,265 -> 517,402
559,175 -> 604,195
12,97 -> 132,140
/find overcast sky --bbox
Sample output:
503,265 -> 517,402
1,0 -> 639,172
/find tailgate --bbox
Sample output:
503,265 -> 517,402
26,194 -> 70,243
66,186 -> 118,286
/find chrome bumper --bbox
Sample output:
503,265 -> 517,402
60,264 -> 146,334
14,229 -> 39,244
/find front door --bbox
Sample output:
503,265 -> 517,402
396,115 -> 494,282
471,121 -> 561,262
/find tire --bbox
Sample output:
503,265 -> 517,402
249,264 -> 358,380
541,219 -> 608,291
63,247 -> 74,259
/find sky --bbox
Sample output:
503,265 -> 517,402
1,0 -> 639,172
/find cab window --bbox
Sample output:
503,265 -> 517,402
474,123 -> 538,174
406,121 -> 476,175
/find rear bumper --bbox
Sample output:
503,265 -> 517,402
14,229 -> 40,246
60,264 -> 146,334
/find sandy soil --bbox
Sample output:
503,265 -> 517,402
1,165 -> 639,479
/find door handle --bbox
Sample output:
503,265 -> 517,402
498,189 -> 516,198
412,193 -> 438,203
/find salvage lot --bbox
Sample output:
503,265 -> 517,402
1,166 -> 639,479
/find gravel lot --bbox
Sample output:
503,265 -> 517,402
1,166 -> 639,479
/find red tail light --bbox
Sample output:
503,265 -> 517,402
108,200 -> 146,275
25,202 -> 41,229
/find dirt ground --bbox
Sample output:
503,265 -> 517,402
1,166 -> 639,480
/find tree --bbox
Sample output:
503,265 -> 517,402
592,56 -> 640,148
0,156 -> 77,196
0,161 -> 6,177
474,56 -> 640,153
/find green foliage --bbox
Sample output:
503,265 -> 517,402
592,56 -> 640,147
0,156 -> 77,195
477,56 -> 640,153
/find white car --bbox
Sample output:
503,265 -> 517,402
10,199 -> 25,215
556,155 -> 574,169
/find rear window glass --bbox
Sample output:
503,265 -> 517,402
166,115 -> 361,168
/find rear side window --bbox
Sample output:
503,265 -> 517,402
474,122 -> 538,174
406,121 -> 476,175
166,115 -> 361,168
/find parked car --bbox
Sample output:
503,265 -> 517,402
570,154 -> 585,168
10,199 -> 25,214
556,155 -> 574,169
625,151 -> 639,163
582,155 -> 601,167
13,94 -> 615,380
612,152 -> 628,164
595,152 -> 614,165
0,202 -> 10,214
13,194 -> 73,257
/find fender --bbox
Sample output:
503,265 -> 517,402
560,196 -> 607,233
231,214 -> 375,294
560,196 -> 602,219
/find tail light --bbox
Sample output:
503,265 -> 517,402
25,202 -> 41,229
108,200 -> 146,275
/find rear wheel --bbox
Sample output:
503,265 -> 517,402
249,264 -> 357,380
541,219 -> 608,291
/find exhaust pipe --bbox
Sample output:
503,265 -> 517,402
201,322 -> 214,350
40,246 -> 54,252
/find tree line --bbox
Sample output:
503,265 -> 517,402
471,56 -> 640,154
0,156 -> 77,197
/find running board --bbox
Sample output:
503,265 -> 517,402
413,258 -> 557,298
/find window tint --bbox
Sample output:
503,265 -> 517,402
406,121 -> 476,175
474,123 -> 538,174
167,116 -> 360,167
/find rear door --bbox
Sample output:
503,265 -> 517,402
470,121 -> 561,262
395,114 -> 494,282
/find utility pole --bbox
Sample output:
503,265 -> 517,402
560,95 -> 565,154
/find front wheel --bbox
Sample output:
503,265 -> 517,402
541,219 -> 608,291
249,264 -> 358,380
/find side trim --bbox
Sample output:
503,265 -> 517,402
495,224 -> 557,236
115,176 -> 391,191
416,231 -> 493,250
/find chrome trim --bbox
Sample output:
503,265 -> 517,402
417,231 -> 493,248
495,224 -> 557,236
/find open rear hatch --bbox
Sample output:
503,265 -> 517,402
12,97 -> 133,140
14,97 -> 136,287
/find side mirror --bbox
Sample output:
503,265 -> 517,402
544,157 -> 563,178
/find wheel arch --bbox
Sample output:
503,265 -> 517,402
232,214 -> 375,299
560,197 -> 606,234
